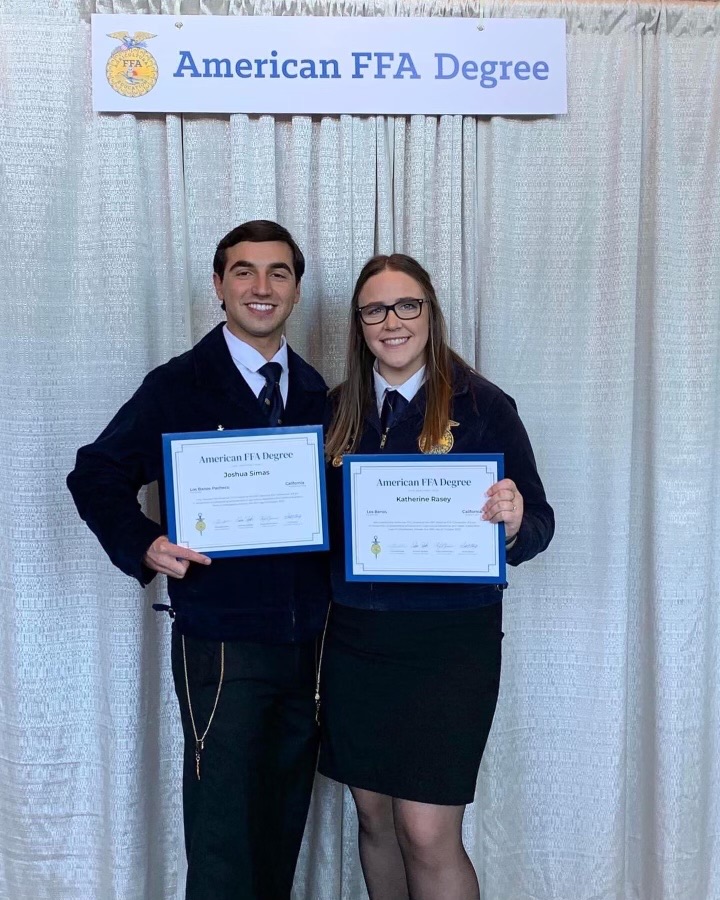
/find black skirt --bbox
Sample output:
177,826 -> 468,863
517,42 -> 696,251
317,601 -> 503,806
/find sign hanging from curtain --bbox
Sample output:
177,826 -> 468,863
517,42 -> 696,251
92,15 -> 567,115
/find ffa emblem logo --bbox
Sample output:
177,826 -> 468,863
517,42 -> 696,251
370,536 -> 382,558
195,514 -> 206,536
106,32 -> 159,98
418,420 -> 459,455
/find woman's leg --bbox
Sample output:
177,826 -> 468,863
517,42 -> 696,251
392,799 -> 480,900
349,787 -> 410,900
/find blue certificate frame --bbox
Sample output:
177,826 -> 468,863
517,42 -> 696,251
163,426 -> 328,558
343,453 -> 506,583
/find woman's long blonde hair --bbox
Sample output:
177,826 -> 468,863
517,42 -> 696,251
325,254 -> 466,460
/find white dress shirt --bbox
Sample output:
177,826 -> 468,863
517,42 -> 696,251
373,364 -> 427,416
223,325 -> 290,404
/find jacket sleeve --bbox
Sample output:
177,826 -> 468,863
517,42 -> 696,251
66,375 -> 166,585
486,390 -> 554,566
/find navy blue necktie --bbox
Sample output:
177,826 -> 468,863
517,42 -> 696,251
380,389 -> 408,432
258,362 -> 284,426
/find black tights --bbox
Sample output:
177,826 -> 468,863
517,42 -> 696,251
350,787 -> 480,900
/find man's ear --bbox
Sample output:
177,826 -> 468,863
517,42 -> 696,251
213,273 -> 226,311
212,272 -> 223,301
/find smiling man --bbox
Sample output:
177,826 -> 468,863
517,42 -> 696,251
215,237 -> 300,353
67,221 -> 329,900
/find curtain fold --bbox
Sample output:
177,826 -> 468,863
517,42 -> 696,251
7,0 -> 720,33
0,3 -> 718,898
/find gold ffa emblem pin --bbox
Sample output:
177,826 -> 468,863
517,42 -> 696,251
418,420 -> 459,455
106,32 -> 159,98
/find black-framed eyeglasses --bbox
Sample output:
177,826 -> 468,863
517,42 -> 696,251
356,298 -> 425,325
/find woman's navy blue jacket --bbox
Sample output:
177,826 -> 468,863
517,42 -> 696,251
328,367 -> 554,611
67,324 -> 330,643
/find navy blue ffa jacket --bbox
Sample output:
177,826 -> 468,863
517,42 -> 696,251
67,323 -> 330,643
328,367 -> 554,611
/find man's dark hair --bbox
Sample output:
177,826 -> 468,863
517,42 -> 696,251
213,220 -> 305,283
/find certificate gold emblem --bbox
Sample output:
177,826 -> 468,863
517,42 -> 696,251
371,536 -> 382,558
106,31 -> 159,98
195,514 -> 206,536
418,420 -> 459,455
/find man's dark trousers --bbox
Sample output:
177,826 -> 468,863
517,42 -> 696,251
172,630 -> 318,900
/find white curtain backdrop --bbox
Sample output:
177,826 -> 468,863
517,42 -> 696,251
1,1 -> 719,898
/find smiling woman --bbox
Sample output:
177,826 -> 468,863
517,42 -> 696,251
358,270 -> 430,386
320,252 -> 554,900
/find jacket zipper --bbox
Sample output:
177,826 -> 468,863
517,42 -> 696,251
372,428 -> 391,592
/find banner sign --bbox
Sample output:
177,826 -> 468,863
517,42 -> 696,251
92,15 -> 567,115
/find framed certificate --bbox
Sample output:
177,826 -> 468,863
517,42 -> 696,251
343,454 -> 505,583
163,426 -> 328,558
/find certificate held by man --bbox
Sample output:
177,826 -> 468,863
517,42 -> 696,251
344,454 -> 505,583
163,425 -> 328,557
